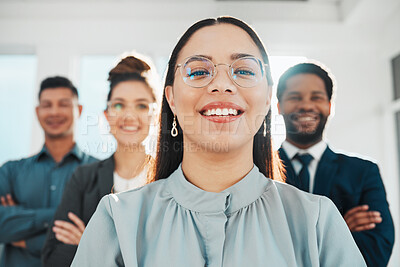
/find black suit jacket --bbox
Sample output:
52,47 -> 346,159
279,146 -> 395,267
41,156 -> 114,267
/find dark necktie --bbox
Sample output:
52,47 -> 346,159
294,153 -> 313,192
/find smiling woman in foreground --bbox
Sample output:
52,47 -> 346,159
71,17 -> 366,267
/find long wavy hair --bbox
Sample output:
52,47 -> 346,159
148,16 -> 284,182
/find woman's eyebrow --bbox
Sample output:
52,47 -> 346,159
185,53 -> 255,63
111,98 -> 151,103
231,53 -> 254,60
134,98 -> 151,103
110,97 -> 125,102
187,55 -> 213,62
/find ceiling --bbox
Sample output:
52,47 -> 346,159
0,0 -> 398,26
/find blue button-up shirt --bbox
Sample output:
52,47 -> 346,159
0,144 -> 97,267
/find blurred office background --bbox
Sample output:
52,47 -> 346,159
0,0 -> 399,265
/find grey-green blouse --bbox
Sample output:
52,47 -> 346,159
71,165 -> 366,267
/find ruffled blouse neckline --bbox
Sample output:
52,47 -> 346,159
167,164 -> 272,214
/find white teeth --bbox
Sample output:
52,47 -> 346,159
202,108 -> 240,116
123,126 -> 138,131
229,109 -> 239,116
298,117 -> 314,122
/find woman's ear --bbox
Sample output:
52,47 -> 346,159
103,110 -> 109,121
265,85 -> 272,114
165,86 -> 176,114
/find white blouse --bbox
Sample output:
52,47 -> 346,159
113,168 -> 147,193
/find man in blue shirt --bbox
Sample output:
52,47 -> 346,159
0,76 -> 97,267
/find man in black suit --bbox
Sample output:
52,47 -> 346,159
277,63 -> 394,267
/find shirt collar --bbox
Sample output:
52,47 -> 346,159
282,140 -> 327,162
67,144 -> 85,162
36,145 -> 50,161
167,164 -> 272,214
35,143 -> 84,162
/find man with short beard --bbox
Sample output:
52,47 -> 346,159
277,63 -> 394,267
0,76 -> 97,267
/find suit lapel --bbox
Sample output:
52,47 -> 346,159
278,148 -> 298,186
97,155 -> 115,196
312,146 -> 339,195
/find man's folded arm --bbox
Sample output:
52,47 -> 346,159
352,163 -> 395,267
0,206 -> 55,243
25,230 -> 48,256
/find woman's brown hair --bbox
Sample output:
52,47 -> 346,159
107,55 -> 157,102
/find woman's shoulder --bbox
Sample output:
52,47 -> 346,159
271,179 -> 325,201
105,179 -> 170,210
73,157 -> 110,175
266,179 -> 335,220
70,156 -> 113,183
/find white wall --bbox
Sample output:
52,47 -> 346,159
379,6 -> 400,267
0,0 -> 399,265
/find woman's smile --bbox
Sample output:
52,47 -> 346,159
199,101 -> 244,123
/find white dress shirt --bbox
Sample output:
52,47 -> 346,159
282,140 -> 327,193
113,168 -> 148,193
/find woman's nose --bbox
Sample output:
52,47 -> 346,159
207,65 -> 237,94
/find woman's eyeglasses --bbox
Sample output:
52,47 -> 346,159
107,101 -> 156,116
176,55 -> 267,88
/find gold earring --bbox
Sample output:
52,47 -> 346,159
171,115 -> 178,137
